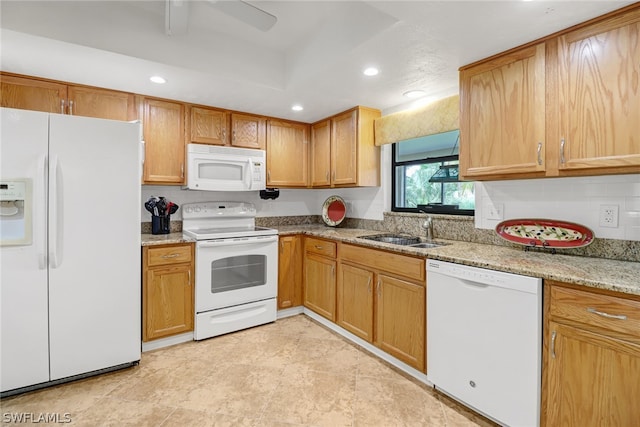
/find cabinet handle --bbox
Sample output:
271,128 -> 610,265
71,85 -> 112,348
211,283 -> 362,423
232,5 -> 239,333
367,277 -> 372,293
268,170 -> 271,181
181,164 -> 184,178
188,270 -> 191,285
587,307 -> 627,320
60,99 -> 66,114
222,129 -> 227,143
560,139 -> 566,164
537,142 -> 542,165
332,171 -> 336,182
326,171 -> 329,182
551,330 -> 557,359
332,265 -> 335,275
376,279 -> 381,296
161,253 -> 180,258
69,100 -> 74,115
233,130 -> 236,142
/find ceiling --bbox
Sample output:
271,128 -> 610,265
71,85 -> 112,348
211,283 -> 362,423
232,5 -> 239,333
0,1 -> 634,122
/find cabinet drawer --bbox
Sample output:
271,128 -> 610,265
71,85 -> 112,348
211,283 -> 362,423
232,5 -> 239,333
146,244 -> 193,266
550,286 -> 640,339
304,237 -> 337,258
340,244 -> 425,283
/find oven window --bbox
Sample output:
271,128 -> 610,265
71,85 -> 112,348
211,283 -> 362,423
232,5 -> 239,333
210,255 -> 266,293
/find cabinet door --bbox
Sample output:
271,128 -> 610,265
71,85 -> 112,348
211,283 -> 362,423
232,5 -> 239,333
546,321 -> 640,427
190,106 -> 228,145
303,253 -> 336,321
337,263 -> 374,342
231,113 -> 266,149
266,120 -> 309,187
557,13 -> 640,171
376,274 -> 425,371
310,119 -> 331,186
460,44 -> 546,179
67,86 -> 135,121
1,74 -> 67,113
143,264 -> 194,341
140,97 -> 186,184
331,109 -> 358,185
278,235 -> 302,309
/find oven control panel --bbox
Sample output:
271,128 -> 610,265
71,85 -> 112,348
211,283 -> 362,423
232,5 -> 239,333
182,202 -> 257,219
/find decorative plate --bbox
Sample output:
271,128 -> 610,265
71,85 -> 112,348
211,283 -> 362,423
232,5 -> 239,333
495,218 -> 594,248
322,195 -> 346,227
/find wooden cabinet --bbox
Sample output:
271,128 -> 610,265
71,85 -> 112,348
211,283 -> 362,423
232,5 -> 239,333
189,106 -> 228,146
278,235 -> 303,309
138,96 -> 186,185
338,243 -> 426,371
142,243 -> 195,341
231,113 -> 266,149
1,73 -> 135,120
303,237 -> 337,320
310,106 -> 381,187
460,5 -> 640,180
459,44 -> 546,179
544,282 -> 640,427
266,119 -> 309,187
555,8 -> 640,174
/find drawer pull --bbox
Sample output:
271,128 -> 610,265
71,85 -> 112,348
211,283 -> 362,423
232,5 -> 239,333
587,307 -> 627,320
314,245 -> 323,250
161,253 -> 180,258
551,331 -> 557,359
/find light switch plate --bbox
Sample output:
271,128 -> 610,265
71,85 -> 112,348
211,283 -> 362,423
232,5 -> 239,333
485,202 -> 504,220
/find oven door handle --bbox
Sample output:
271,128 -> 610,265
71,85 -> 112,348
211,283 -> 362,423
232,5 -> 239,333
197,235 -> 278,248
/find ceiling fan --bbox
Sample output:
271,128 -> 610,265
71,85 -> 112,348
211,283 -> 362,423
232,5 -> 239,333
165,0 -> 278,36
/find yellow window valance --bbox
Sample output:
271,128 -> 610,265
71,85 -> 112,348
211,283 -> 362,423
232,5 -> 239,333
374,95 -> 459,146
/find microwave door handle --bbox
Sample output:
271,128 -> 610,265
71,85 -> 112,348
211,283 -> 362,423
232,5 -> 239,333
246,158 -> 254,190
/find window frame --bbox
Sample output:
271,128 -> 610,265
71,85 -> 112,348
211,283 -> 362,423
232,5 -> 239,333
391,144 -> 474,216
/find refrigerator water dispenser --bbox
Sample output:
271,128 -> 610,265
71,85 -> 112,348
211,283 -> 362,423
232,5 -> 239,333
0,179 -> 32,246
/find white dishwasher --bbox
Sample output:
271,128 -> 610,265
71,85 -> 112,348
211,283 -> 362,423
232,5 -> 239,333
427,260 -> 542,427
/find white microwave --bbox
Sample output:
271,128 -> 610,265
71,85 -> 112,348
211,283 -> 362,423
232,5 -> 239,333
186,144 -> 266,191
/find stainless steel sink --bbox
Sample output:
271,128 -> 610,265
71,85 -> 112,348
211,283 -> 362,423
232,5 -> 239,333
358,234 -> 448,248
358,234 -> 421,245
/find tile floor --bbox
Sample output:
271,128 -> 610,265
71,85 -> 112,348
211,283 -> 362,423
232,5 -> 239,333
1,315 -> 497,426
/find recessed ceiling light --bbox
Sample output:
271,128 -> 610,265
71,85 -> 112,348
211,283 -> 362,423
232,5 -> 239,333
150,75 -> 166,84
403,90 -> 427,99
291,104 -> 304,111
363,67 -> 379,76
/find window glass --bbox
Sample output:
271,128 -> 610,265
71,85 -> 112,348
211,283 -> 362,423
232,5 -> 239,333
392,130 -> 474,215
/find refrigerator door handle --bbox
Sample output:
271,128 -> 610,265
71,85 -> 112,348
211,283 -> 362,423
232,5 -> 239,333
49,155 -> 64,269
37,155 -> 48,269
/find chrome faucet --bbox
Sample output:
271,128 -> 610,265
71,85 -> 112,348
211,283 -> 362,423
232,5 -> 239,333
423,215 -> 433,240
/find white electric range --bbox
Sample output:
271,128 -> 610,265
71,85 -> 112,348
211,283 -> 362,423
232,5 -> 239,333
182,202 -> 278,340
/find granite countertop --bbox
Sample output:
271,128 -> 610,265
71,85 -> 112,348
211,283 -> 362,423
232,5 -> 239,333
276,225 -> 640,297
141,233 -> 194,246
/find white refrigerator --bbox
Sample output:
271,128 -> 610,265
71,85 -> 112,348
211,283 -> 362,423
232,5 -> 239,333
0,107 -> 141,395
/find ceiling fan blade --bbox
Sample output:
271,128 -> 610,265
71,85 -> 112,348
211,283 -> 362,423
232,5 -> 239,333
208,0 -> 277,32
165,0 -> 190,36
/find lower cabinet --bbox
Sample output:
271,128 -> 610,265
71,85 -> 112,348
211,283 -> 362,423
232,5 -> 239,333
303,237 -> 337,321
544,282 -> 640,427
338,243 -> 426,372
142,243 -> 194,341
278,235 -> 303,309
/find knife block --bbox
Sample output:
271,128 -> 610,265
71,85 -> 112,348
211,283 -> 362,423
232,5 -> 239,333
151,215 -> 170,235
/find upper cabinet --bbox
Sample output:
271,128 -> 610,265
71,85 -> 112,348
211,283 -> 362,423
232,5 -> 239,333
555,9 -> 640,173
231,113 -> 266,150
460,5 -> 640,180
189,106 -> 228,146
459,44 -> 546,179
310,106 -> 381,188
138,96 -> 186,185
266,119 -> 309,187
1,73 -> 135,121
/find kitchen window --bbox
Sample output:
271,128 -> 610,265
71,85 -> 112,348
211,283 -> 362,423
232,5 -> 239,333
392,130 -> 474,215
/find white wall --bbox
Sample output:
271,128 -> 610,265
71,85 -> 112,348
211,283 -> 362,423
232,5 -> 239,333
475,174 -> 640,241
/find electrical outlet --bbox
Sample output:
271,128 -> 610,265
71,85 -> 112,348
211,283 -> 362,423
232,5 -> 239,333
599,204 -> 619,228
485,202 -> 504,220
